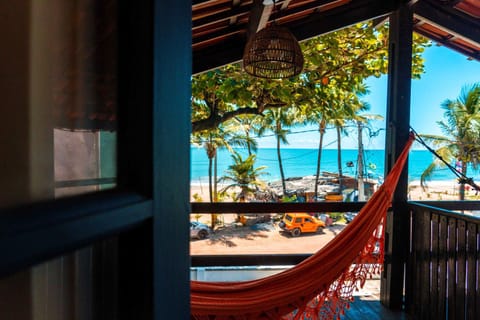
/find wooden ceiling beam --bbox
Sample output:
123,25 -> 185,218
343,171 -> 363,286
193,0 -> 400,74
414,28 -> 480,61
413,1 -> 480,46
193,0 -> 230,7
193,4 -> 250,29
193,23 -> 246,49
270,0 -> 349,23
230,0 -> 243,24
288,0 -> 399,42
430,0 -> 463,6
454,0 -> 480,18
193,35 -> 247,74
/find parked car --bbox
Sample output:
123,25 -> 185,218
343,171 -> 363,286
344,212 -> 358,223
318,213 -> 333,226
279,213 -> 325,237
190,221 -> 211,240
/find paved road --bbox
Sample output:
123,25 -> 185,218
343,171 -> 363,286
190,221 -> 346,255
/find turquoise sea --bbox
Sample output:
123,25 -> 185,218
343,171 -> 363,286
191,147 -> 480,185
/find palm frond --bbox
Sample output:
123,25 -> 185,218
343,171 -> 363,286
418,134 -> 453,147
419,144 -> 456,190
420,162 -> 438,191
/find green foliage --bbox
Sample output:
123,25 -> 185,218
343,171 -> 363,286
281,194 -> 297,203
191,21 -> 431,200
191,21 -> 430,133
420,83 -> 480,199
256,106 -> 303,195
219,152 -> 268,201
191,122 -> 259,202
192,193 -> 203,202
329,212 -> 343,222
215,190 -> 232,202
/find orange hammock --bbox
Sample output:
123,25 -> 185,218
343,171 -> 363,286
191,133 -> 415,320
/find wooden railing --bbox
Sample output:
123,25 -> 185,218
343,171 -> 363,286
192,200 -> 480,319
406,202 -> 480,320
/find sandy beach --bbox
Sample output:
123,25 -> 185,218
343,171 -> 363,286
189,178 -> 479,256
408,179 -> 480,200
191,178 -> 479,202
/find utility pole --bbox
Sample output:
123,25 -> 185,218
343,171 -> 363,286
357,120 -> 365,201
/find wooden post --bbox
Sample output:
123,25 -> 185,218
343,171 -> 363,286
117,0 -> 191,319
152,0 -> 191,319
380,3 -> 413,310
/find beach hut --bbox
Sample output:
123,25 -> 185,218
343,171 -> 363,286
0,1 -> 479,319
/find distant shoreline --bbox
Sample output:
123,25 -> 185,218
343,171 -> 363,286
190,177 -> 480,202
189,177 -> 467,187
191,147 -> 480,183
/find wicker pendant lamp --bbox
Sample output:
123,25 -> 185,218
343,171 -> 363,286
242,2 -> 304,79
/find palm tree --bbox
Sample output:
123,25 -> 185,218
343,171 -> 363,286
329,89 -> 370,193
257,107 -> 299,196
232,115 -> 262,156
219,152 -> 268,202
333,118 -> 347,191
420,83 -> 480,200
330,100 -> 355,192
302,82 -> 369,197
301,98 -> 334,200
314,118 -> 327,198
192,124 -> 257,203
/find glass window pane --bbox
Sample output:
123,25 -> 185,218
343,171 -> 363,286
55,130 -> 117,198
0,1 -> 117,208
0,237 -> 118,319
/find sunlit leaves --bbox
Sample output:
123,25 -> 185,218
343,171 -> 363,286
191,21 -> 431,133
420,84 -> 480,196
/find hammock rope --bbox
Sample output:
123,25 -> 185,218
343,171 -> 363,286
410,126 -> 480,193
191,133 -> 415,320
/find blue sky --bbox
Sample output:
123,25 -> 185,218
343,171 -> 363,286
256,43 -> 480,150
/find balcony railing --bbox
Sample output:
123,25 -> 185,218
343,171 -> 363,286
192,200 -> 480,319
406,201 -> 480,320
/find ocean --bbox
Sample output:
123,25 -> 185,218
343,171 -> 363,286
191,147 -> 480,185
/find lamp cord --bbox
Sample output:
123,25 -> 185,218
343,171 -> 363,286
271,0 -> 277,26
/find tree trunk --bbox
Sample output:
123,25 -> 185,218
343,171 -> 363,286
246,131 -> 252,156
208,157 -> 213,202
208,156 -> 216,229
277,132 -> 287,197
357,121 -> 365,201
336,126 -> 343,191
237,192 -> 246,224
459,161 -> 467,200
314,121 -> 326,199
213,155 -> 218,202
